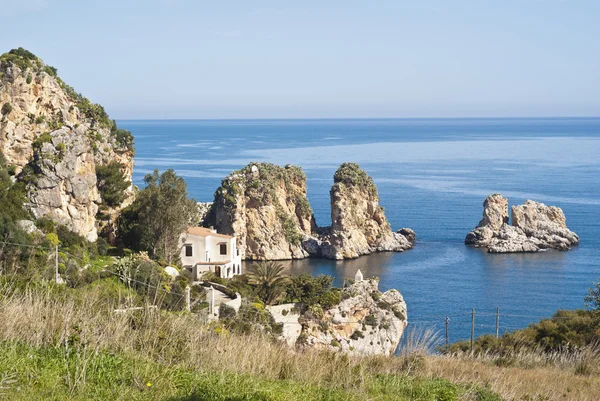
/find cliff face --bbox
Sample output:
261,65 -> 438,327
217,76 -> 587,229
0,49 -> 134,241
210,163 -> 316,260
209,162 -> 415,260
465,194 -> 579,253
268,278 -> 408,356
314,163 -> 415,259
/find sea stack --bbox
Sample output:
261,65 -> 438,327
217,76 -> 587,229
207,162 -> 415,260
311,163 -> 415,259
465,194 -> 579,252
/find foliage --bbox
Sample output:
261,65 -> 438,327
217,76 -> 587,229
96,162 -> 129,207
446,309 -> 600,355
110,122 -> 135,151
584,279 -> 600,312
220,301 -> 283,335
118,169 -> 196,264
1,103 -> 12,115
333,162 -> 378,195
246,261 -> 291,305
0,48 -> 41,72
284,274 -> 341,308
278,210 -> 303,245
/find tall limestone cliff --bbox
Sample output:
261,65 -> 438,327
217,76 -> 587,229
208,163 -> 316,260
208,162 -> 415,260
0,48 -> 134,241
465,194 -> 579,252
313,163 -> 415,259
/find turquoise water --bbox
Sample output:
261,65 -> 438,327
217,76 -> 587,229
121,118 -> 600,341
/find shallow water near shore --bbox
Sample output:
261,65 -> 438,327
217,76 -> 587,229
121,118 -> 600,341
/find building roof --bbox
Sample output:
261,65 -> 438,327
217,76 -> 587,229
185,227 -> 234,240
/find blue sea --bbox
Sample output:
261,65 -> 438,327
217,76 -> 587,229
120,118 -> 600,342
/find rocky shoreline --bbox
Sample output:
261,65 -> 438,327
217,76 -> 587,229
465,194 -> 579,253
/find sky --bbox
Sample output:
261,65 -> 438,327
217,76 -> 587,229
1,0 -> 599,119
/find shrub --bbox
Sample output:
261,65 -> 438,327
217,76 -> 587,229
26,74 -> 32,84
1,103 -> 12,115
350,330 -> 364,340
364,314 -> 377,327
219,304 -> 237,320
35,115 -> 45,124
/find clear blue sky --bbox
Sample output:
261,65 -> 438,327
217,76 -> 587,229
1,0 -> 599,119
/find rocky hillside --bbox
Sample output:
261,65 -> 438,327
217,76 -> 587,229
0,48 -> 134,241
465,194 -> 579,252
208,162 -> 415,260
268,277 -> 408,356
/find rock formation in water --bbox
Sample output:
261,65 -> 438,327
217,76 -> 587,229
208,162 -> 415,260
465,194 -> 579,252
0,48 -> 134,241
307,163 -> 415,259
268,278 -> 408,356
208,163 -> 316,260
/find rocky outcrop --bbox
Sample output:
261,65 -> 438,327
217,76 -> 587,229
465,194 -> 579,252
208,162 -> 415,260
269,278 -> 408,356
0,48 -> 134,240
209,163 -> 316,260
309,163 -> 415,259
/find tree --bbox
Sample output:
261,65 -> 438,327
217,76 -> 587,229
246,261 -> 291,305
118,169 -> 196,264
96,162 -> 129,207
584,279 -> 600,312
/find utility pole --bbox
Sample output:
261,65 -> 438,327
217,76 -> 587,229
495,306 -> 500,338
470,308 -> 475,352
185,286 -> 191,312
445,317 -> 450,348
55,245 -> 59,284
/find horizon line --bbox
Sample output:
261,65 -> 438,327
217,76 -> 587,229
115,116 -> 600,122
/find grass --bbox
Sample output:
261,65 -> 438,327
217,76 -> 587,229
0,281 -> 499,400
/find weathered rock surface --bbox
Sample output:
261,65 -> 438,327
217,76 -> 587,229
208,162 -> 415,260
270,278 -> 408,356
0,49 -> 134,240
209,163 -> 316,260
310,163 -> 414,259
466,194 -> 579,252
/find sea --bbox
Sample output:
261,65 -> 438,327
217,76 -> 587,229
119,118 -> 600,342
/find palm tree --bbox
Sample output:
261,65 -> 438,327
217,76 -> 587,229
246,261 -> 291,305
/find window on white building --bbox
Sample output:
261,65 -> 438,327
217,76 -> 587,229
185,244 -> 193,257
220,243 -> 227,255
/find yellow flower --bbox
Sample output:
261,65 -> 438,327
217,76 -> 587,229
146,382 -> 152,387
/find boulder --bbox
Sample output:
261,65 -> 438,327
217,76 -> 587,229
282,278 -> 408,356
466,194 -> 579,252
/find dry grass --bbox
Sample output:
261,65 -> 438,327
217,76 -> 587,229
0,281 -> 598,400
424,344 -> 600,401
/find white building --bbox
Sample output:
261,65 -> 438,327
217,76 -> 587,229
180,227 -> 242,279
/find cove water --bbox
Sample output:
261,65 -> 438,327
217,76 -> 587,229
120,118 -> 600,341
